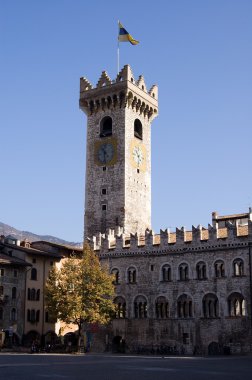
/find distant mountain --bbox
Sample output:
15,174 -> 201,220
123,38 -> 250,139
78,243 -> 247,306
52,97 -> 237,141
0,222 -> 82,248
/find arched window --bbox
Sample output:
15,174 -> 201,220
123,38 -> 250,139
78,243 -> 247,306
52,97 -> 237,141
177,294 -> 193,318
100,116 -> 112,137
30,288 -> 36,301
11,308 -> 17,321
233,259 -> 244,277
36,310 -> 40,322
111,268 -> 120,285
179,263 -> 189,281
127,267 -> 137,284
27,288 -> 31,300
196,261 -> 207,280
134,119 -> 143,140
30,309 -> 36,323
12,287 -> 17,299
134,295 -> 148,318
36,289 -> 40,301
0,307 -> 3,320
0,286 -> 3,296
27,309 -> 30,321
202,293 -> 219,318
31,268 -> 37,281
214,260 -> 225,278
161,264 -> 171,282
114,296 -> 126,318
228,293 -> 246,317
155,296 -> 169,319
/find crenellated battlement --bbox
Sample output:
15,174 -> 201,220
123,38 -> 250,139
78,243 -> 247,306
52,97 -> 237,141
87,217 -> 252,256
79,65 -> 158,120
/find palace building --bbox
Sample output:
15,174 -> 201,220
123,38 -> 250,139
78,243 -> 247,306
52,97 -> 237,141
79,65 -> 252,355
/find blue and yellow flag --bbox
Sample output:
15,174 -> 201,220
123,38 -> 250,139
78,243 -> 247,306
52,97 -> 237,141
118,22 -> 139,45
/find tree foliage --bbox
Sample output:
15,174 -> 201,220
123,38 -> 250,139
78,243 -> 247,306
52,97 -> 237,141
45,243 -> 115,333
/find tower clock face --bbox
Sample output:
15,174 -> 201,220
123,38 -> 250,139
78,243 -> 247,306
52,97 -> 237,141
130,141 -> 146,170
94,138 -> 117,166
133,146 -> 144,166
97,143 -> 114,164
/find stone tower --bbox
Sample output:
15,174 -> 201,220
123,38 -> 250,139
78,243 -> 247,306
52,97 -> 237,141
79,65 -> 158,239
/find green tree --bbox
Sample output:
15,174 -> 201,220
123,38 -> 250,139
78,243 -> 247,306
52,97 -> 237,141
45,243 -> 115,349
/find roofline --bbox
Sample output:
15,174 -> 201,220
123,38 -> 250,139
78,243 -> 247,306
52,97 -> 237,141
213,213 -> 249,221
0,242 -> 64,259
30,240 -> 83,251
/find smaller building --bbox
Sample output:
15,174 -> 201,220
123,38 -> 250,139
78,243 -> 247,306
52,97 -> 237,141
0,236 -> 82,347
0,246 -> 30,345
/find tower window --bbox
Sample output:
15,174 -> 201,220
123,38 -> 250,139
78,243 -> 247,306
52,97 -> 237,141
134,119 -> 143,140
101,188 -> 107,195
100,116 -> 112,137
102,204 -> 107,211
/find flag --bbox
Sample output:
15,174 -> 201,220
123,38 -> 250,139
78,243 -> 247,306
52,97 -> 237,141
118,21 -> 139,45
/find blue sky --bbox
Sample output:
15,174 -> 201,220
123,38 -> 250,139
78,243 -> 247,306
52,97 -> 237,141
1,0 -> 251,242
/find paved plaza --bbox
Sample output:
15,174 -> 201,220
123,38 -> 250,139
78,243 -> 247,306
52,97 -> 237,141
0,353 -> 251,380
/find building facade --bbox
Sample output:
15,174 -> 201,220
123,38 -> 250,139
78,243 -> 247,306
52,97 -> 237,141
0,240 -> 29,346
0,236 -> 82,347
80,66 -> 252,354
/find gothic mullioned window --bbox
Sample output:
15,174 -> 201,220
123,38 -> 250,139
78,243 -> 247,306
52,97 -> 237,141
202,293 -> 219,318
27,309 -> 39,323
114,296 -> 126,318
155,296 -> 169,319
127,267 -> 137,284
177,294 -> 193,318
161,264 -> 171,282
196,261 -> 207,280
214,260 -> 225,278
233,258 -> 244,277
100,116 -> 112,137
179,263 -> 189,281
111,268 -> 120,285
27,288 -> 40,301
228,293 -> 246,317
134,295 -> 148,318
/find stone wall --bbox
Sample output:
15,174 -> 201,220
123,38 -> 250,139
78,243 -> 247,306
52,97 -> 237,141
95,220 -> 252,354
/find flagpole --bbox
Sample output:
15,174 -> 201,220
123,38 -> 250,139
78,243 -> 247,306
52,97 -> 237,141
117,20 -> 120,74
117,39 -> 119,74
